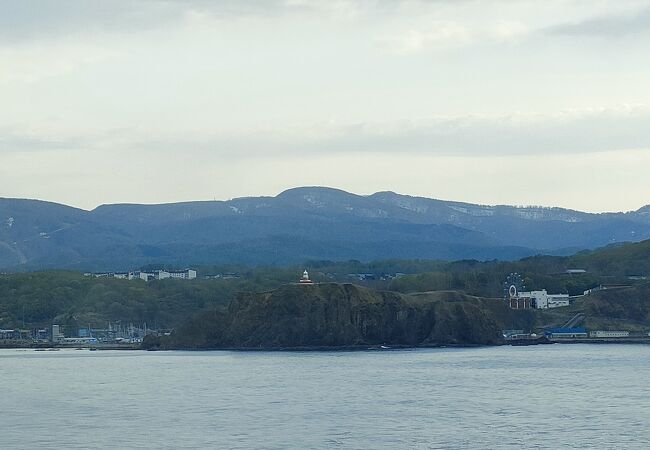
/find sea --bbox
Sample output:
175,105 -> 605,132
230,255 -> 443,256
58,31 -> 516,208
1,344 -> 649,449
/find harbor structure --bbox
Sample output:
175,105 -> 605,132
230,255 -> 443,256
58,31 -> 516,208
589,330 -> 630,338
545,327 -> 588,338
51,324 -> 64,342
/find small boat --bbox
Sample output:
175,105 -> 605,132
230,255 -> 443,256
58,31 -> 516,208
380,345 -> 390,349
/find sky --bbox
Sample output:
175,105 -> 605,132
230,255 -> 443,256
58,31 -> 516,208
1,0 -> 649,212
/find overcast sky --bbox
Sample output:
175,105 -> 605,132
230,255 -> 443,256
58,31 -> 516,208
1,0 -> 649,212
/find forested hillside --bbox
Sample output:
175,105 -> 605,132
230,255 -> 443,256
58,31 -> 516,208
0,271 -> 293,330
1,239 -> 648,335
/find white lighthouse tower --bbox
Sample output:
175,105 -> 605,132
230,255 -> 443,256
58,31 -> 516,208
299,270 -> 314,285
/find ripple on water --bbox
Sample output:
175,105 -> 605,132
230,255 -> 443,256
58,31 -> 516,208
1,345 -> 649,448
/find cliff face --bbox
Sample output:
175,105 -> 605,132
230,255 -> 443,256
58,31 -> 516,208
150,283 -> 507,349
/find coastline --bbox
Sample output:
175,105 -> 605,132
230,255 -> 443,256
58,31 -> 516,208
5,338 -> 650,352
146,338 -> 650,352
0,342 -> 141,350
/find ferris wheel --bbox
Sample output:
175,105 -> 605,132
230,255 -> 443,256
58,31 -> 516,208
503,272 -> 525,301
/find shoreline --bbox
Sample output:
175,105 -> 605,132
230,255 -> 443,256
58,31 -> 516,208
0,342 -> 141,350
146,338 -> 650,352
4,338 -> 650,352
549,338 -> 650,345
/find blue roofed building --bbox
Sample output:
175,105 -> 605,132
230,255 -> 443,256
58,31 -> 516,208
545,328 -> 588,338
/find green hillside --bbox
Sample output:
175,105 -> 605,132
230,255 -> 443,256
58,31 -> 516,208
388,239 -> 650,297
0,239 -> 648,345
0,270 -> 293,332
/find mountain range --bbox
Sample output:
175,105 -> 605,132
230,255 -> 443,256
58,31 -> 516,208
1,187 -> 649,270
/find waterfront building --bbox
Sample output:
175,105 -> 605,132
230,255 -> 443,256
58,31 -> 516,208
51,324 -> 64,342
0,329 -> 19,339
589,330 -> 630,338
62,337 -> 99,344
544,327 -> 588,338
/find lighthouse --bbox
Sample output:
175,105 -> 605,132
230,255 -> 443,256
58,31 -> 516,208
299,270 -> 314,285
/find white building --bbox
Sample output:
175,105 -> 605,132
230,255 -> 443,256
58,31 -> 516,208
87,271 -> 139,280
139,269 -> 197,281
139,270 -> 170,281
590,330 -> 630,338
87,269 -> 196,281
62,337 -> 99,344
169,269 -> 197,280
52,324 -> 64,342
518,290 -> 570,309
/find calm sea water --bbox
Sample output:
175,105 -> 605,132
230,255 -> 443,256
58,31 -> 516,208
1,345 -> 649,449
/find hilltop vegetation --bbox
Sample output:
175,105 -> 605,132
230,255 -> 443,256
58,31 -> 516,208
0,270 -> 296,331
0,239 -> 648,343
388,240 -> 650,296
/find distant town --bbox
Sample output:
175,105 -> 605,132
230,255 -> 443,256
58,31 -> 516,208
85,269 -> 197,281
1,322 -> 162,349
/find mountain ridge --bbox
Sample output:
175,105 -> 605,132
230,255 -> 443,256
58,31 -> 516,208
2,187 -> 650,270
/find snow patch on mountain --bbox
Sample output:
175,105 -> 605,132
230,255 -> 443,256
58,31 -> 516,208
511,208 -> 582,222
384,197 -> 429,213
302,195 -> 325,208
449,206 -> 495,217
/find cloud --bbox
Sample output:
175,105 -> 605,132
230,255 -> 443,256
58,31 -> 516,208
0,1 -> 180,43
0,39 -> 118,83
377,20 -> 529,54
4,105 -> 649,160
0,127 -> 84,152
377,22 -> 472,53
547,6 -> 650,37
296,106 -> 650,156
0,0 -> 374,44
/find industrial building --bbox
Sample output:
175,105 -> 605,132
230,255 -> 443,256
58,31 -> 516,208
590,330 -> 630,338
62,337 -> 99,344
0,329 -> 20,339
517,290 -> 570,309
545,327 -> 588,338
51,324 -> 64,342
509,296 -> 532,309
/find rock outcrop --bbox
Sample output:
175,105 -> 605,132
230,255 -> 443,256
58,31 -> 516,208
146,283 -> 507,350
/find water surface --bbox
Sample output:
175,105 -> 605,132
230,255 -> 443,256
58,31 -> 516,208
1,345 -> 649,449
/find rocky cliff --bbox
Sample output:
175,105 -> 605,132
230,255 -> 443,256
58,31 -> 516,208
147,283 -> 510,350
